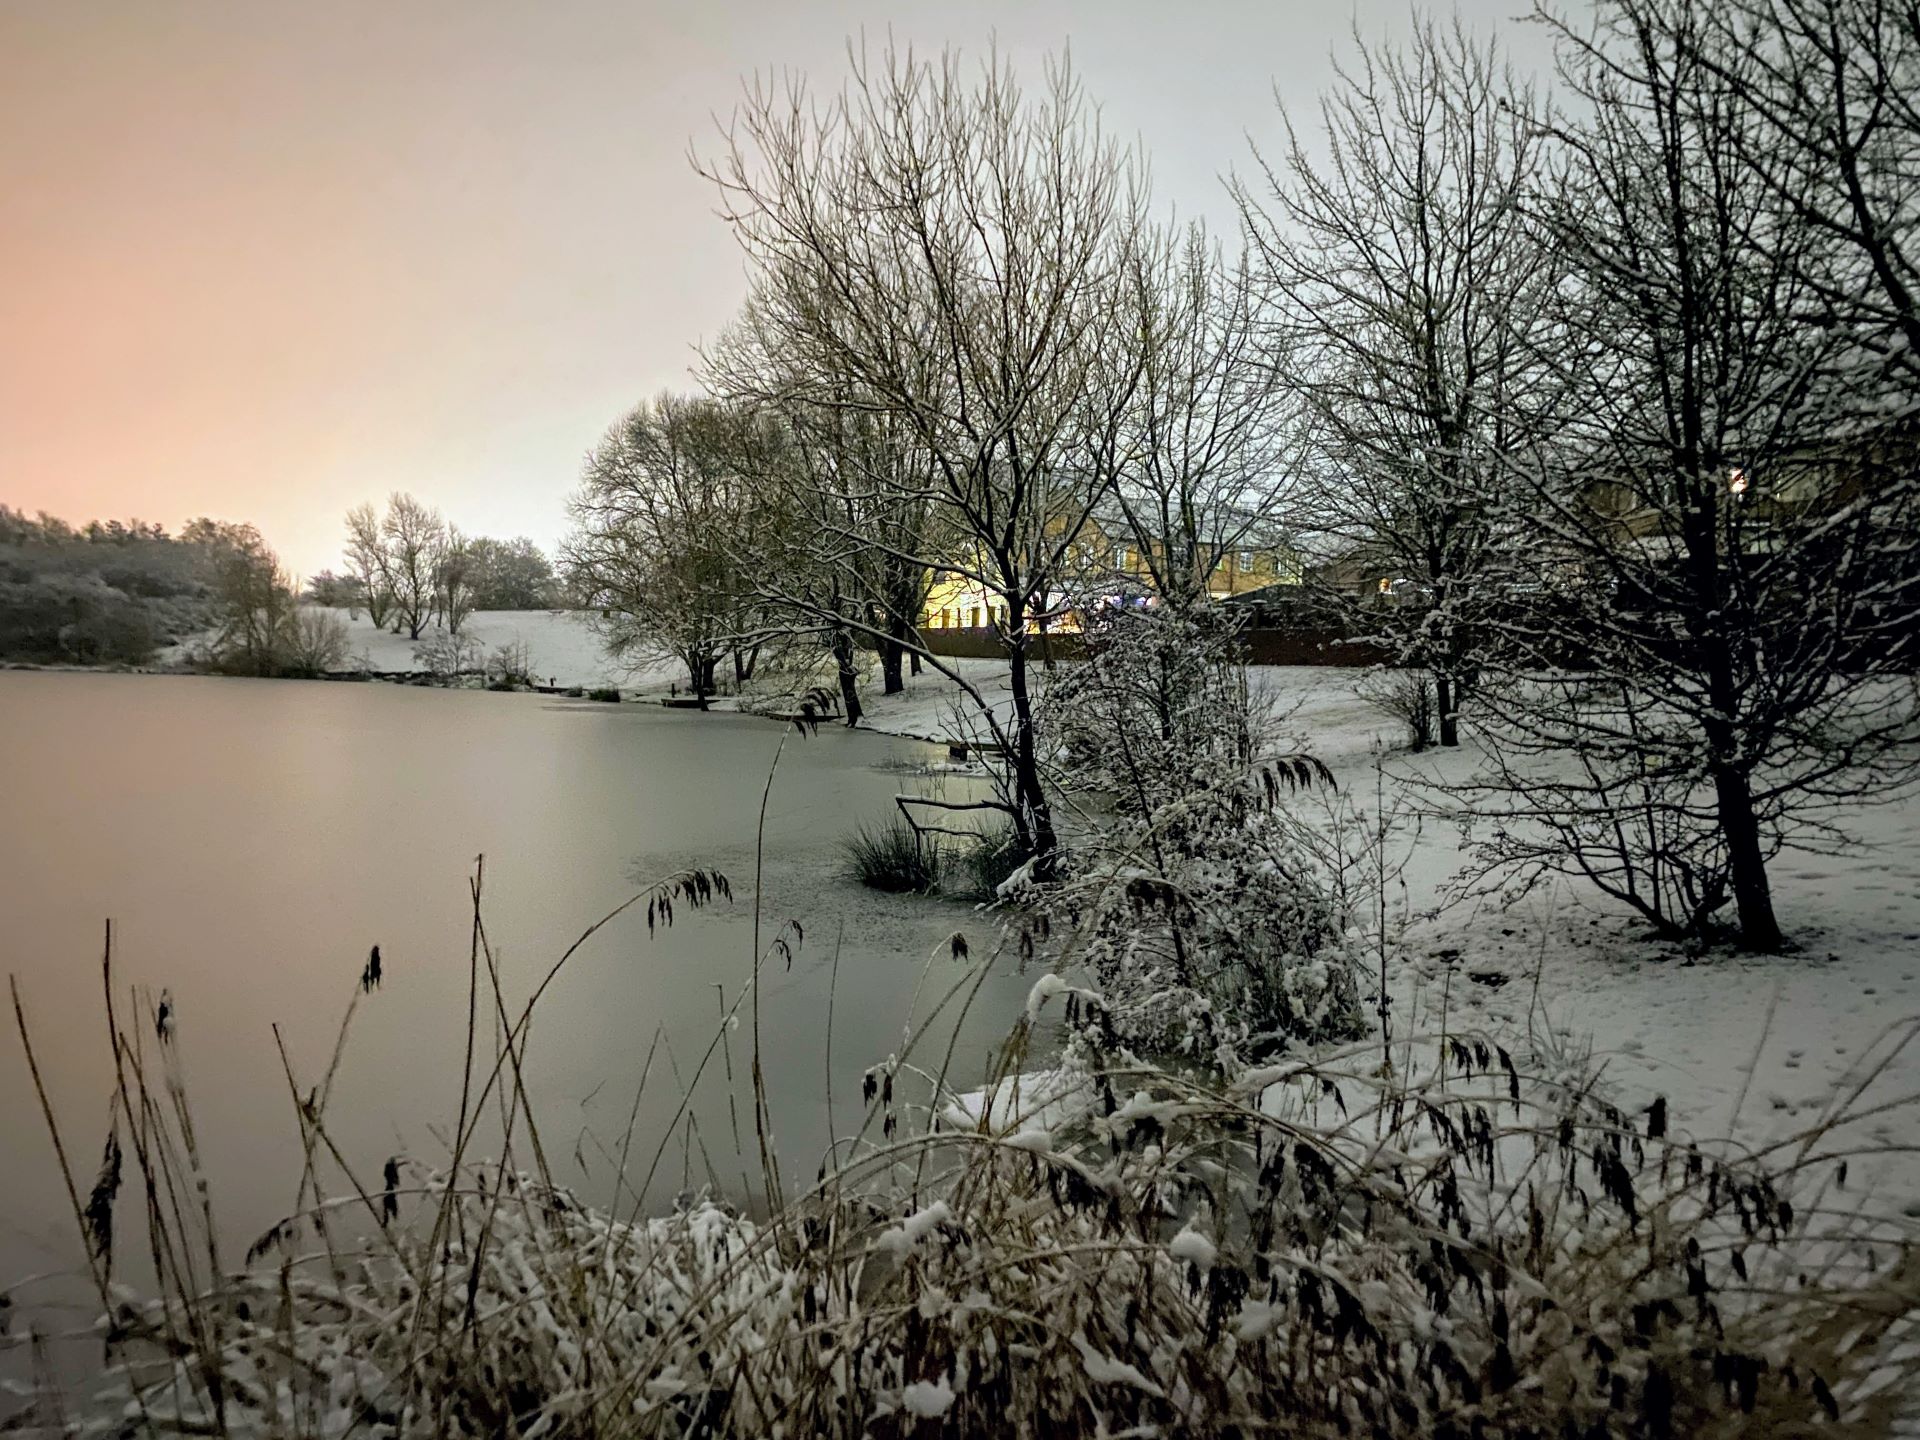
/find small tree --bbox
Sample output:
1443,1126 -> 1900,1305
1237,18 -> 1554,746
381,493 -> 447,641
343,503 -> 396,629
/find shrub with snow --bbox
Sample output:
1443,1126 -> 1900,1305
1065,798 -> 1366,1062
1043,604 -> 1368,1061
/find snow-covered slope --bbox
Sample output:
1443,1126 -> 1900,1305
328,609 -> 671,689
160,608 -> 679,692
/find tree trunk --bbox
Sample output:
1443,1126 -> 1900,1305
1004,641 -> 1059,877
1682,471 -> 1780,951
1435,669 -> 1458,748
1715,765 -> 1782,950
689,653 -> 717,710
880,633 -> 905,695
831,629 -> 863,727
909,647 -> 923,676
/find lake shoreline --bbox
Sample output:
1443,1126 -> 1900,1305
0,652 -> 1003,747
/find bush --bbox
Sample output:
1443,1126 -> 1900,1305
956,824 -> 1032,899
845,817 -> 941,893
1358,666 -> 1436,751
587,686 -> 622,703
1046,603 -> 1365,1060
1064,776 -> 1365,1063
0,575 -> 165,665
59,598 -> 159,665
278,607 -> 351,678
484,638 -> 536,690
412,629 -> 484,685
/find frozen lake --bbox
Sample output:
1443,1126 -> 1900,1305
0,672 -> 1028,1333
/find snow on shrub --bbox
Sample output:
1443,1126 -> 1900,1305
1043,604 -> 1369,1062
1056,778 -> 1368,1064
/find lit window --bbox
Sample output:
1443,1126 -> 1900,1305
970,606 -> 981,628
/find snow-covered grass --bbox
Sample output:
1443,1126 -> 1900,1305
33,920 -> 1918,1438
329,608 -> 649,688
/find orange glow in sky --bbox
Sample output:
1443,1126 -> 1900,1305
1,0 -> 1552,577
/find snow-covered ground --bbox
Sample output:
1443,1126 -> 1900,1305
809,656 -> 1029,741
855,656 -> 1920,1214
327,608 -> 680,689
159,608 -> 680,691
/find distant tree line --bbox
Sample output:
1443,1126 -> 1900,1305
322,493 -> 564,638
0,506 -> 349,676
3,496 -> 568,676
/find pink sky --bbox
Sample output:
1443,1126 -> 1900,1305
0,1 -> 1553,578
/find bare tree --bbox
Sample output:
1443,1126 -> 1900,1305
281,605 -> 351,677
705,309 -> 955,726
1464,0 -> 1920,950
1107,222 -> 1306,613
437,526 -> 477,636
1238,18 -> 1553,745
699,43 -> 1152,872
381,492 -> 447,641
565,393 -> 783,703
1683,0 -> 1920,395
343,502 -> 395,629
